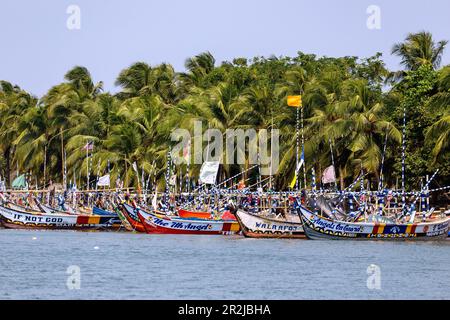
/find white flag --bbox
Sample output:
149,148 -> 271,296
322,165 -> 336,184
132,161 -> 138,173
97,174 -> 110,187
169,174 -> 177,186
199,161 -> 220,185
152,189 -> 158,210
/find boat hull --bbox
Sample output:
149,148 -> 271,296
92,206 -> 122,227
137,207 -> 240,235
235,209 -> 305,239
114,206 -> 135,231
0,205 -> 118,230
119,203 -> 147,232
298,205 -> 450,240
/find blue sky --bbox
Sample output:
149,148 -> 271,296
1,0 -> 449,96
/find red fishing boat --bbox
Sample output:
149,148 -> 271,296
137,207 -> 240,235
119,203 -> 147,233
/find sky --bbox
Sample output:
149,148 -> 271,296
1,0 -> 450,97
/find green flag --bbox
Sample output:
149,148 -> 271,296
11,174 -> 27,189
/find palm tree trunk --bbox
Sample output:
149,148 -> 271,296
60,127 -> 64,185
339,166 -> 344,190
4,147 -> 11,188
124,159 -> 128,190
43,144 -> 47,188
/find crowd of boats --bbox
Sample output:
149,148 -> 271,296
0,186 -> 449,240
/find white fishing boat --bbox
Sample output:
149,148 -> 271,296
298,204 -> 449,240
235,209 -> 305,238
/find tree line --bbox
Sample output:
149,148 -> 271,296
0,31 -> 449,191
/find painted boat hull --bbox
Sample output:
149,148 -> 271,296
298,205 -> 450,240
137,207 -> 240,235
119,203 -> 147,232
113,206 -> 135,231
0,205 -> 118,230
92,206 -> 122,227
235,209 -> 305,239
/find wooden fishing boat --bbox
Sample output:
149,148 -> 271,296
114,206 -> 134,231
137,206 -> 240,235
21,201 -> 121,228
298,205 -> 450,240
235,209 -> 305,238
0,204 -> 118,230
118,203 -> 147,232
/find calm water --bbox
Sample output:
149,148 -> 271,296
0,229 -> 449,300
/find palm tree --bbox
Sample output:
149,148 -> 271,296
65,66 -> 103,99
180,52 -> 216,89
389,31 -> 448,83
13,103 -> 49,184
64,93 -> 120,186
170,82 -> 244,180
276,69 -> 346,188
0,81 -> 37,186
426,66 -> 450,161
42,66 -> 102,185
342,80 -> 401,181
151,63 -> 182,104
115,62 -> 154,99
426,111 -> 450,162
306,79 -> 401,188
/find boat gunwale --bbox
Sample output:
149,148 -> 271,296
236,208 -> 302,225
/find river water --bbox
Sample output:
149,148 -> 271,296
0,229 -> 449,299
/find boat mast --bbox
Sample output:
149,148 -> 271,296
329,138 -> 337,191
401,106 -> 407,215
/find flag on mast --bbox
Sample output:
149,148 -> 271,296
132,161 -> 138,173
199,161 -> 220,185
97,174 -> 110,187
132,161 -> 142,193
322,165 -> 336,184
82,141 -> 94,151
287,95 -> 302,108
289,150 -> 305,189
152,188 -> 158,210
183,138 -> 191,164
169,173 -> 177,186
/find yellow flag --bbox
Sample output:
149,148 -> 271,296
289,173 -> 297,189
287,95 -> 302,107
